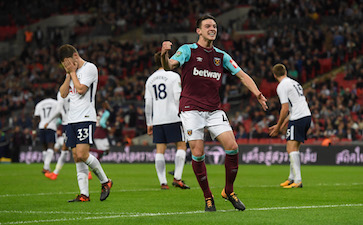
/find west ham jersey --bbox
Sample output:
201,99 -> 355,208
171,43 -> 241,112
34,98 -> 58,131
277,77 -> 311,121
144,69 -> 181,125
67,61 -> 98,123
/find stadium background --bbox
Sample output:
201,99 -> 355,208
0,0 -> 362,163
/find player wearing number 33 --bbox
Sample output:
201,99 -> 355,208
160,14 -> 268,211
58,44 -> 112,202
269,63 -> 312,189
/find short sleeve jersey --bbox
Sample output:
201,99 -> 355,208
171,43 -> 241,112
67,62 -> 98,123
144,69 -> 181,125
34,98 -> 58,131
277,77 -> 311,121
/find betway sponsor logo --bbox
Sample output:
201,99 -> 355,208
193,67 -> 221,80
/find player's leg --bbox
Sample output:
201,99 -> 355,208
91,138 -> 110,160
51,144 -> 69,179
208,110 -> 245,211
163,122 -> 190,189
189,140 -> 215,211
155,143 -> 168,189
284,140 -> 303,188
43,130 -> 56,174
73,147 -> 90,200
216,130 -> 245,211
216,131 -> 239,194
283,117 -> 310,188
75,122 -> 112,200
172,141 -> 189,189
181,111 -> 215,211
153,124 -> 169,189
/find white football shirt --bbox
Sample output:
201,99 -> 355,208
277,77 -> 311,121
144,69 -> 181,126
43,92 -> 70,126
34,98 -> 58,131
67,61 -> 98,123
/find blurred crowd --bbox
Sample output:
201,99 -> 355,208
0,0 -> 363,160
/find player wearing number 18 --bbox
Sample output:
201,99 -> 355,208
144,51 -> 189,190
269,63 -> 312,189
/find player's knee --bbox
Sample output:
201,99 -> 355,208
225,142 -> 238,151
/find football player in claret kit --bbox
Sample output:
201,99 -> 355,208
90,101 -> 112,160
32,97 -> 58,174
145,51 -> 190,190
269,63 -> 311,188
160,14 -> 268,211
58,44 -> 112,202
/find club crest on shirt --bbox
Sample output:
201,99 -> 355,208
187,130 -> 192,136
214,57 -> 221,66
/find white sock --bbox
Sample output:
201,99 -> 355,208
76,162 -> 89,196
288,163 -> 294,181
155,153 -> 167,185
43,149 -> 54,170
289,151 -> 302,183
53,151 -> 69,175
42,151 -> 47,161
85,154 -> 108,183
174,150 -> 186,180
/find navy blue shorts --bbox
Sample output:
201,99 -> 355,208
153,122 -> 184,144
286,116 -> 311,143
38,129 -> 56,145
66,122 -> 96,148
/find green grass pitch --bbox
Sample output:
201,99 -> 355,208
0,163 -> 362,224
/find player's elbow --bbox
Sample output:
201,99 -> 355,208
60,92 -> 68,98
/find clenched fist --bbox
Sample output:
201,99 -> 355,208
161,41 -> 172,56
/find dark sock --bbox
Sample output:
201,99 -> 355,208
225,153 -> 239,194
192,160 -> 212,199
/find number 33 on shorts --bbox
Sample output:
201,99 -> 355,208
77,128 -> 89,141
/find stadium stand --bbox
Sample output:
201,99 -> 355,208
0,0 -> 362,153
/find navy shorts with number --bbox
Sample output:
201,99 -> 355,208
38,129 -> 56,144
286,116 -> 311,143
153,122 -> 184,144
66,122 -> 96,148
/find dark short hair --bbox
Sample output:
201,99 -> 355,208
57,44 -> 78,62
154,51 -> 162,68
196,14 -> 217,29
272,63 -> 286,77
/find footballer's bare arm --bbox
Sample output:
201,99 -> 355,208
236,70 -> 268,111
161,41 -> 179,70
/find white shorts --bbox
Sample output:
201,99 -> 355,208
180,110 -> 232,141
94,138 -> 110,151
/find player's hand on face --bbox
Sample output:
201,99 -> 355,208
62,58 -> 78,73
257,93 -> 268,111
269,125 -> 279,137
161,41 -> 172,55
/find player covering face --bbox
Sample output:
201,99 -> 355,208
58,44 -> 113,202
